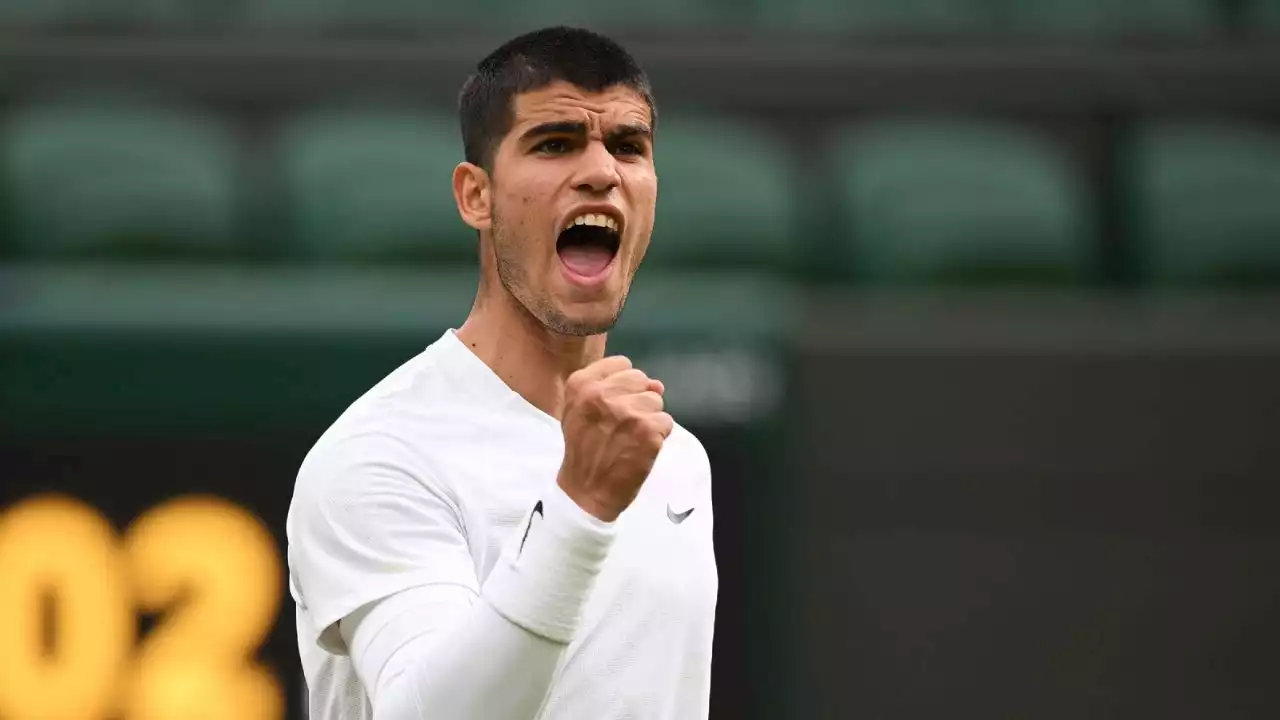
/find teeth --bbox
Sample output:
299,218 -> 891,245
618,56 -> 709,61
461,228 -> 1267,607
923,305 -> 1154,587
564,213 -> 620,233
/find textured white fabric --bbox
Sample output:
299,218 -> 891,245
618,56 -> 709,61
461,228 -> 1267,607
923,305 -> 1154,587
340,582 -> 565,719
482,475 -> 618,644
287,329 -> 718,720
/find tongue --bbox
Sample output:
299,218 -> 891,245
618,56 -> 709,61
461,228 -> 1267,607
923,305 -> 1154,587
558,245 -> 613,277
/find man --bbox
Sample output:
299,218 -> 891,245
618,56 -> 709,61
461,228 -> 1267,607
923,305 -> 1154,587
286,26 -> 718,720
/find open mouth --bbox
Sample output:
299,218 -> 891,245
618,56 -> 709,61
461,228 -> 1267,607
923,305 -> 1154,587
556,213 -> 621,280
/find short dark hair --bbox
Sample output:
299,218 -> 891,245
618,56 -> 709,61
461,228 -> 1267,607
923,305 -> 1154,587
458,26 -> 657,170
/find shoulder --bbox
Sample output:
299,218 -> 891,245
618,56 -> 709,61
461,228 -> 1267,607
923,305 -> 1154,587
285,349 -> 480,589
667,421 -> 712,480
291,342 -> 478,511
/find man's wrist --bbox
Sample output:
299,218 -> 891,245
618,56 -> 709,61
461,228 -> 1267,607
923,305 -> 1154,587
481,481 -> 617,643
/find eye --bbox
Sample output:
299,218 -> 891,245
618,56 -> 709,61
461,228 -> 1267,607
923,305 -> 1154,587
534,138 -> 571,155
613,142 -> 645,157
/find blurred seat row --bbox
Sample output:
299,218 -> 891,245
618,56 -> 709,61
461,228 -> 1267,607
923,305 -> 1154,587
3,101 -> 1279,287
2,0 -> 1279,35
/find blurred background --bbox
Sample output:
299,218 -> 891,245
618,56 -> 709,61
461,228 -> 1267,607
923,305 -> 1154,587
1,1 -> 1279,718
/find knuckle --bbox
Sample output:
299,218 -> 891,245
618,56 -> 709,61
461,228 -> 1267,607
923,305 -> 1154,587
604,398 -> 632,425
566,370 -> 588,394
619,404 -> 645,425
575,382 -> 605,410
636,392 -> 663,414
621,368 -> 649,385
637,412 -> 671,442
646,429 -> 667,450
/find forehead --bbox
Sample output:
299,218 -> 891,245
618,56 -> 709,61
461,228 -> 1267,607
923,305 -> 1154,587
510,81 -> 652,134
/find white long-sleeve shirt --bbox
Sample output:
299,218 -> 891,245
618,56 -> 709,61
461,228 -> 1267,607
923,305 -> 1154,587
286,329 -> 718,720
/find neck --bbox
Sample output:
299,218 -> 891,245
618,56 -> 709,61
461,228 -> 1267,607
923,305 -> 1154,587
455,280 -> 606,420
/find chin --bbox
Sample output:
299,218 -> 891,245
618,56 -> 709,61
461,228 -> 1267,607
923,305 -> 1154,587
541,303 -> 622,337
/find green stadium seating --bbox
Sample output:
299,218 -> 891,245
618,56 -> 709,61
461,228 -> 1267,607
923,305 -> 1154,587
618,271 -> 794,348
646,115 -> 799,272
1122,121 -> 1280,286
244,0 -> 430,31
1003,0 -> 1217,37
514,0 -> 727,30
830,118 -> 1096,285
273,108 -> 473,263
243,0 -> 528,32
753,0 -> 1000,34
1,102 -> 240,259
1246,0 -> 1280,31
243,0 -> 725,32
0,264 -> 478,435
0,0 -> 204,30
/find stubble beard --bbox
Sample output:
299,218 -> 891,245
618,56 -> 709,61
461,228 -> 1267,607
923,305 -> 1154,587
490,211 -> 630,338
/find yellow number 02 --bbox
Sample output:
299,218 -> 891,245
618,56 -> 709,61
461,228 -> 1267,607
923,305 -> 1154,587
0,495 -> 284,720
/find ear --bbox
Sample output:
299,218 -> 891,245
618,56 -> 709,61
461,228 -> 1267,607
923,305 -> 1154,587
453,161 -> 492,232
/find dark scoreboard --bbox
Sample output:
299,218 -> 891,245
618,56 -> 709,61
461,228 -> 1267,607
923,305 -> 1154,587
0,490 -> 282,720
1,437 -> 301,720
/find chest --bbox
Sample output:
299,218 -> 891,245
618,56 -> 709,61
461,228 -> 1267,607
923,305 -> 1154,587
451,432 -> 717,618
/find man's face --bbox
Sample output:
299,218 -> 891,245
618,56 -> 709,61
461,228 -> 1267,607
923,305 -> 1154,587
485,81 -> 657,336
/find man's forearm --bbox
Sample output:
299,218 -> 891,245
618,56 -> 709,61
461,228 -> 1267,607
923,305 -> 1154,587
358,482 -> 616,719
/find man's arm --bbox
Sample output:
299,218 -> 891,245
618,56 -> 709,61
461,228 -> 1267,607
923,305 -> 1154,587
337,481 -> 614,719
341,578 -> 558,718
289,427 -> 615,719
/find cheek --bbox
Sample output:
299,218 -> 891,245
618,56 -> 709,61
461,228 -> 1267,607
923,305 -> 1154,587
495,182 -> 543,231
633,173 -> 659,219
495,182 -> 556,264
629,180 -> 658,268
633,179 -> 658,233
503,175 -> 553,225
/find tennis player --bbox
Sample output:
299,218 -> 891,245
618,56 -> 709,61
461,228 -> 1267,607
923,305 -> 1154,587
287,26 -> 717,720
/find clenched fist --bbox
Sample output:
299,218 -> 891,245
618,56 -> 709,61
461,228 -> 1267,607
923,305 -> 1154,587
557,356 -> 674,522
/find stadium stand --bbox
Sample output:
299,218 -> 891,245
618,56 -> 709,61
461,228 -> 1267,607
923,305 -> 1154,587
0,0 -> 206,30
1,101 -> 240,260
1246,0 -> 1280,30
243,0 -> 436,32
753,0 -> 999,34
829,118 -> 1097,286
273,108 -> 473,264
1003,0 -> 1218,37
644,115 -> 800,272
519,0 -> 731,30
244,0 -> 741,33
242,0 -> 555,33
1122,120 -> 1280,286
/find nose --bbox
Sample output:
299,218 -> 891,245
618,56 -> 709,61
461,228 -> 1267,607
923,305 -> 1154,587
572,140 -> 621,195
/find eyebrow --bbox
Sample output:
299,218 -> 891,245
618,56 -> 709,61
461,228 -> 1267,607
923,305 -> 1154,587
608,124 -> 653,142
519,121 -> 653,144
520,121 -> 586,142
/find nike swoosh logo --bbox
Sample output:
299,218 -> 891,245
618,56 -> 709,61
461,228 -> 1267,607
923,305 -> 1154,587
667,504 -> 695,524
519,500 -> 543,557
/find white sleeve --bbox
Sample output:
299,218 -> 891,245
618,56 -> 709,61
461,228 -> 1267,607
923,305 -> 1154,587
289,428 -> 616,718
341,584 -> 562,719
288,429 -> 479,654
